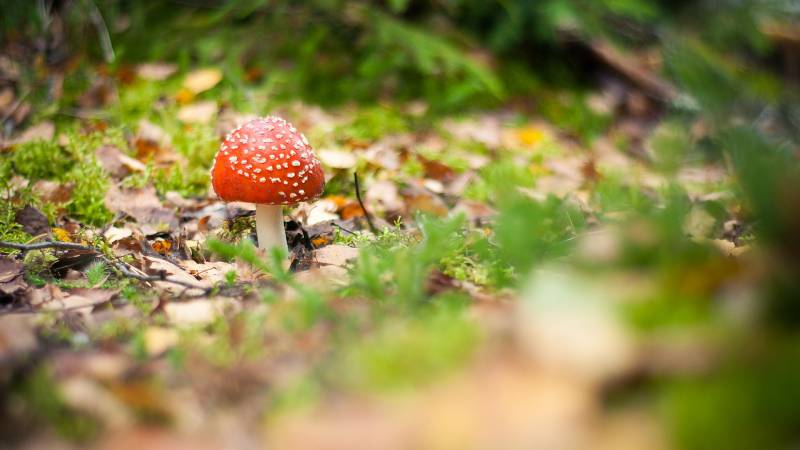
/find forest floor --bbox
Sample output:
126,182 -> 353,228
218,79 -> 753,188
0,42 -> 773,450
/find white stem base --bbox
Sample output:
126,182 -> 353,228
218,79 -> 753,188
255,204 -> 288,255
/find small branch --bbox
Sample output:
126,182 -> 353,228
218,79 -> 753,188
332,222 -> 356,236
353,172 -> 377,234
87,0 -> 116,63
0,240 -> 97,252
0,240 -> 211,295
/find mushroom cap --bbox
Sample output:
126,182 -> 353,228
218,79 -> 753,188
211,116 -> 325,204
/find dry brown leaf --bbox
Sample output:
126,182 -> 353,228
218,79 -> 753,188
314,245 -> 359,267
403,185 -> 449,217
136,62 -> 178,80
60,377 -> 134,429
134,120 -> 183,168
1,120 -> 55,148
77,77 -> 116,109
418,154 -> 455,182
318,148 -> 357,169
144,326 -> 179,356
183,68 -> 222,94
366,180 -> 404,212
177,101 -> 218,124
0,256 -> 27,301
452,200 -> 495,222
104,186 -> 178,230
96,144 -> 147,179
294,265 -> 350,292
0,314 -> 37,359
164,299 -> 226,326
103,226 -> 134,243
178,260 -> 236,285
144,256 -> 207,295
14,205 -> 49,236
32,180 -> 74,203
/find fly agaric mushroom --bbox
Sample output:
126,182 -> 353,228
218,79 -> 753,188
211,116 -> 324,254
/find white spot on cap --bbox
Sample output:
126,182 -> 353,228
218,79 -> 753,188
292,161 -> 300,167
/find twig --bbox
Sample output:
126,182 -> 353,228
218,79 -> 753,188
332,222 -> 356,235
0,240 -> 210,294
353,172 -> 377,234
0,240 -> 98,251
87,0 -> 116,63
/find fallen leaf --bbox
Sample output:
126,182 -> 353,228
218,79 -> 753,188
134,120 -> 183,168
301,199 -> 340,225
77,76 -> 116,109
136,62 -> 178,80
164,299 -> 224,325
314,245 -> 359,267
183,68 -> 222,94
178,260 -> 236,285
1,120 -> 55,148
96,144 -> 147,179
60,377 -> 134,429
418,154 -> 455,182
51,227 -> 73,242
14,205 -> 49,236
104,226 -> 134,243
32,180 -> 74,203
294,265 -> 350,292
452,200 -> 495,222
177,101 -> 218,124
366,180 -> 404,212
104,186 -> 178,230
144,326 -> 179,355
144,256 -> 208,295
319,148 -> 357,169
29,285 -> 117,312
0,314 -> 37,359
0,314 -> 37,362
0,257 -> 27,304
403,185 -> 449,217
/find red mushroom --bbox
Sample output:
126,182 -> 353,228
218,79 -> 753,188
211,116 -> 325,254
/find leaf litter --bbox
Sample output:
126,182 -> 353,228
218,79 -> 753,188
0,18 -> 787,450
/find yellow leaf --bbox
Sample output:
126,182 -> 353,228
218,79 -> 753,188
182,68 -> 222,94
515,126 -> 545,147
175,88 -> 195,104
52,228 -> 72,242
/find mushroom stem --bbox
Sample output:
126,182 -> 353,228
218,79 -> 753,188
255,204 -> 288,255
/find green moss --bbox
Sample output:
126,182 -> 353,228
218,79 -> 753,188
336,106 -> 409,141
65,161 -> 112,226
3,139 -> 75,181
